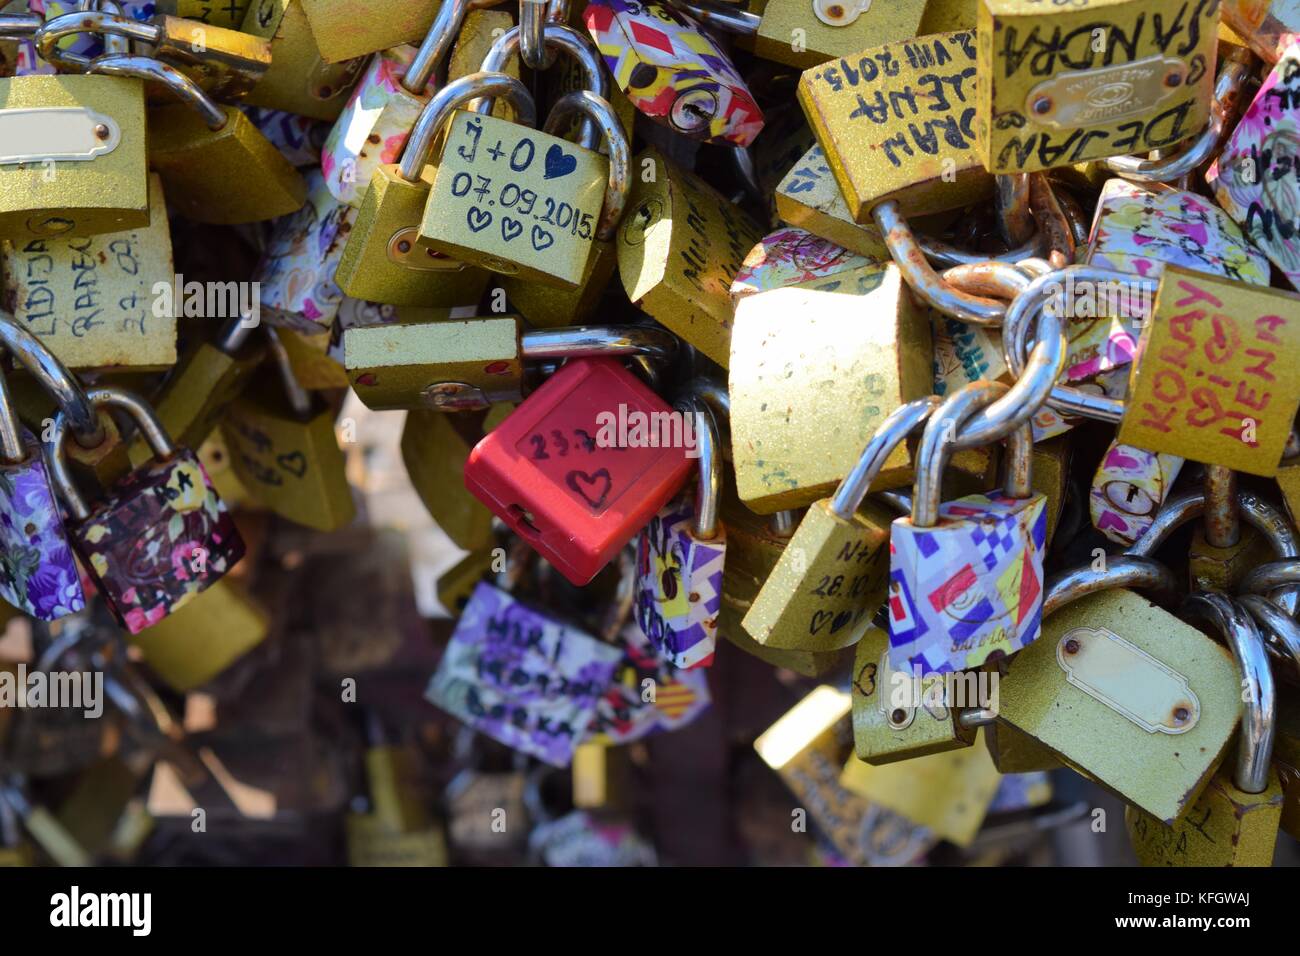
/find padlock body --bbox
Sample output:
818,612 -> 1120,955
634,498 -> 726,670
418,110 -> 606,290
1126,768 -> 1284,866
975,0 -> 1219,174
0,75 -> 149,240
148,103 -> 307,224
743,498 -> 891,651
299,0 -> 438,63
0,445 -> 84,620
403,409 -> 498,552
436,548 -> 496,617
241,0 -> 364,122
465,357 -> 694,586
501,238 -> 618,329
888,491 -> 1047,674
753,0 -> 927,69
72,447 -> 245,634
775,145 -> 889,258
1089,441 -> 1183,546
1188,523 -> 1276,593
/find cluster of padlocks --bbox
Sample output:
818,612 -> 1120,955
2,0 -> 1300,868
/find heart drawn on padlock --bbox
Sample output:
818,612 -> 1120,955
276,450 -> 309,479
810,609 -> 833,633
501,216 -> 523,242
467,206 -> 493,233
544,144 -> 577,180
565,468 -> 612,509
531,225 -> 554,251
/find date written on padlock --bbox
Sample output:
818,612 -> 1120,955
418,111 -> 606,289
1118,266 -> 1300,476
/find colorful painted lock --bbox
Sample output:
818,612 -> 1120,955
1117,266 -> 1300,477
130,318 -> 264,466
0,316 -> 86,621
255,167 -> 358,334
582,0 -> 763,146
243,104 -> 328,166
676,0 -> 927,70
1089,440 -> 1184,547
417,86 -> 628,290
798,30 -> 990,225
728,275 -> 933,513
0,36 -> 147,239
849,624 -> 978,765
465,355 -> 694,586
96,52 -> 307,223
403,409 -> 499,552
729,225 -> 883,303
219,328 -> 356,532
617,147 -> 762,367
1126,593 -> 1284,866
321,0 -> 484,207
298,0 -> 444,63
887,381 -> 1048,675
2,172 -> 176,371
333,72 -> 529,306
634,394 -> 725,670
425,580 -> 624,766
974,0 -> 1220,174
744,397 -> 937,653
995,558 -> 1241,824
237,0 -> 365,121
45,386 -> 245,634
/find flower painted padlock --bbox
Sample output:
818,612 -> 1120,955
46,386 -> 245,634
634,397 -> 725,670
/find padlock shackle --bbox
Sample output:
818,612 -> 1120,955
0,13 -> 41,39
0,373 -> 25,466
1127,488 -> 1300,617
1203,465 -> 1241,548
89,54 -> 228,130
673,395 -> 721,539
263,326 -> 313,420
1182,593 -> 1275,794
940,261 -> 1033,303
670,0 -> 759,37
830,396 -> 938,522
519,325 -> 677,363
519,0 -> 555,71
1042,555 -> 1179,618
1238,595 -> 1300,682
1028,173 -> 1075,268
543,91 -> 630,241
1240,557 -> 1300,599
33,10 -> 157,70
47,387 -> 176,522
0,310 -> 103,449
920,233 -> 1041,269
403,0 -> 503,94
473,23 -> 605,149
911,382 -> 1008,528
398,71 -> 537,183
996,173 -> 1035,248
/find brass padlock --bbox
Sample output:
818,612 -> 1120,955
298,0 -> 443,64
2,172 -> 175,371
175,0 -> 254,30
1126,593 -> 1284,866
1188,467 -> 1277,593
402,407 -> 498,552
436,547 -> 498,616
975,0 -> 1220,174
239,0 -> 365,121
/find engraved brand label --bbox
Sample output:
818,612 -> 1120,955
0,108 -> 120,165
1056,626 -> 1200,734
1026,55 -> 1187,129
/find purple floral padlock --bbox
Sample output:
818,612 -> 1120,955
46,386 -> 244,634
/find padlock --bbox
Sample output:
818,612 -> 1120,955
798,29 -> 990,225
1220,0 -> 1300,62
46,386 -> 245,633
743,396 -> 936,652
996,557 -> 1241,823
633,395 -> 725,670
974,0 -> 1220,174
465,355 -> 694,585
219,330 -> 356,531
128,577 -> 270,691
582,0 -> 763,146
888,381 -> 1048,674
1207,38 -> 1300,290
417,86 -> 628,291
730,225 -> 883,302
1126,592 -> 1283,866
405,402 -> 503,554
255,167 -> 358,334
425,580 -> 624,766
238,0 -> 365,121
0,323 -> 85,620
243,104 -> 328,166
618,147 -> 763,366
1089,441 -> 1184,547
1187,467 -> 1277,593
437,547 -> 498,616
129,318 -> 264,466
298,0 -> 441,64
729,277 -> 933,513
175,0 -> 253,30
346,737 -> 448,867
849,623 -> 978,764
1117,265 -> 1300,477
90,53 -> 307,223
839,729 -> 1001,847
2,173 -> 175,371
321,0 -> 509,208
333,72 -> 530,306
272,323 -> 349,390
0,35 -> 148,239
983,719 -> 1062,774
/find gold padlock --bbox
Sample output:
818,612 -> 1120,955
299,0 -> 444,64
402,407 -> 499,552
239,0 -> 366,121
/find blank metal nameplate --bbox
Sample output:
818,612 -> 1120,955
0,107 -> 120,165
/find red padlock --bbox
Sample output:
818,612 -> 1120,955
465,356 -> 693,585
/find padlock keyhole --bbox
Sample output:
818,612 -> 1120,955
508,504 -> 540,536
